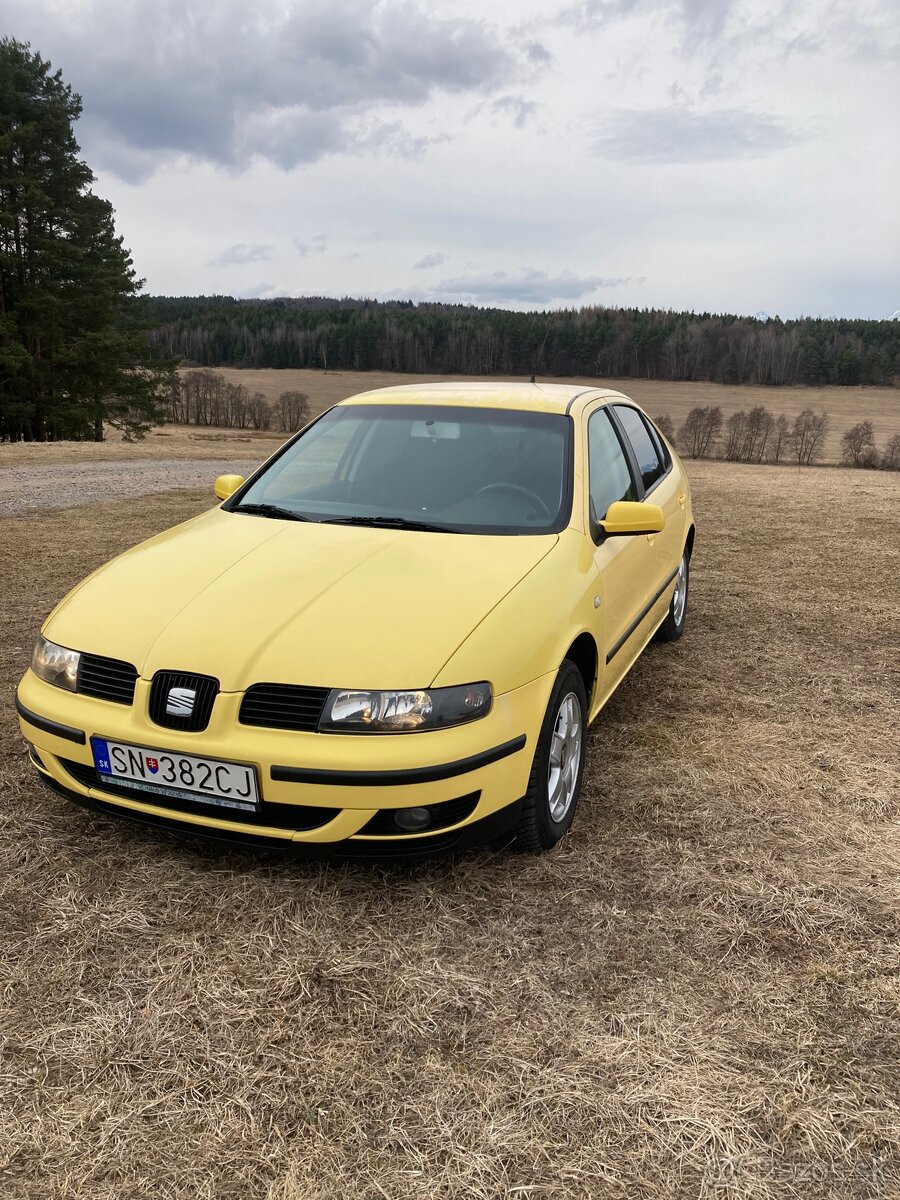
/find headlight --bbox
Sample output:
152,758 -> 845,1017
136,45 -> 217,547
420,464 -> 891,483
320,682 -> 492,732
31,635 -> 80,692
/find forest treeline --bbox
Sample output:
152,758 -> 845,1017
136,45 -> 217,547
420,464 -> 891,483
142,296 -> 900,387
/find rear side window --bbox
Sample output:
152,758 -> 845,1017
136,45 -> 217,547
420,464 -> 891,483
613,405 -> 665,491
588,409 -> 635,521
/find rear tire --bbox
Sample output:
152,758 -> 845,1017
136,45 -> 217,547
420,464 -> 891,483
656,551 -> 689,643
511,661 -> 587,853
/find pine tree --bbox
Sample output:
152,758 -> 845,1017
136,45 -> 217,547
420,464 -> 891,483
0,39 -> 173,441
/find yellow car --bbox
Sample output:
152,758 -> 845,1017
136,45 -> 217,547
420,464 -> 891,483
17,383 -> 693,858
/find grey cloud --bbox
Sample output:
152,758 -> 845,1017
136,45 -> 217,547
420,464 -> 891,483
592,108 -> 802,163
831,6 -> 900,63
414,253 -> 447,269
524,40 -> 553,64
207,243 -> 274,268
558,0 -> 737,41
431,269 -> 632,303
8,0 -> 514,177
237,107 -> 350,171
671,0 -> 735,43
357,120 -> 449,161
491,95 -> 537,128
294,236 -> 328,258
556,0 -> 852,64
558,0 -> 661,30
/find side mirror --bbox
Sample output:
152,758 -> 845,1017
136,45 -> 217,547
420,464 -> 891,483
600,500 -> 665,538
214,474 -> 245,501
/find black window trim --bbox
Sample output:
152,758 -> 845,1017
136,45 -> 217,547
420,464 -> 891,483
644,413 -> 672,473
586,402 -> 643,544
607,403 -> 673,500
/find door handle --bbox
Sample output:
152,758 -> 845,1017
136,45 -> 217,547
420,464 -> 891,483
678,492 -> 686,508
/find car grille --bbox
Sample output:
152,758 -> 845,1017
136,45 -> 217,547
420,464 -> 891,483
358,791 -> 481,836
77,653 -> 139,705
239,683 -> 330,732
149,671 -> 219,732
60,759 -> 339,831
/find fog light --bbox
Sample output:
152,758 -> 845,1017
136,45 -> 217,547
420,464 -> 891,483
394,807 -> 431,832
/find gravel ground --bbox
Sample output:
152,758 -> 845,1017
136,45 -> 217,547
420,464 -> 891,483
0,458 -> 263,515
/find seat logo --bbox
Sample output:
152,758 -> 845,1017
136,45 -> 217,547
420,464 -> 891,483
166,687 -> 197,716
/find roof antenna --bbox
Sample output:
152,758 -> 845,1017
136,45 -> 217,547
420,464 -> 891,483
530,323 -> 551,383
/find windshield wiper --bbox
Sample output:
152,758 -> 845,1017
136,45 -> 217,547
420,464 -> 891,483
322,515 -> 460,533
232,503 -> 310,522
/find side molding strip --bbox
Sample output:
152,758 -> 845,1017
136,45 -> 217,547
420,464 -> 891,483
272,734 -> 527,787
15,696 -> 87,745
606,566 -> 680,664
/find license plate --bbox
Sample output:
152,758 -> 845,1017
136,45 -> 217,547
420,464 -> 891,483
91,737 -> 260,811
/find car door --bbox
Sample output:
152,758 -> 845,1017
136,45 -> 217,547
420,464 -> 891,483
609,404 -> 685,603
584,404 -> 654,705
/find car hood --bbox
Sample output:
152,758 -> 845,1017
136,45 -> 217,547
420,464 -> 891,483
45,508 -> 558,691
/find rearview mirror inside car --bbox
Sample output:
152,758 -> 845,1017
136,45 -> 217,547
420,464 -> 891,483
214,474 -> 245,501
600,500 -> 665,538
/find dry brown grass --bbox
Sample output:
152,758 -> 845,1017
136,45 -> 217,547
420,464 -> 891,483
0,463 -> 898,1198
2,373 -> 897,468
0,423 -> 285,468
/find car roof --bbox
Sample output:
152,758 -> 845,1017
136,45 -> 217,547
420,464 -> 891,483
338,381 -> 634,415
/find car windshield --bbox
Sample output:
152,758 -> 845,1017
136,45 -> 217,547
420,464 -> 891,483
233,404 -> 572,534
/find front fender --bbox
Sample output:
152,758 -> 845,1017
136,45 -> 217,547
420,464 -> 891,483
432,529 -> 600,696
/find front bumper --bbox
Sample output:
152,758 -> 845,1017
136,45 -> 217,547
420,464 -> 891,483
17,669 -> 556,855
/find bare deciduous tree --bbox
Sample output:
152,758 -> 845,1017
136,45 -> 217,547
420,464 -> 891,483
165,371 -> 276,431
654,414 -> 676,443
274,390 -> 308,432
745,405 -> 774,462
882,434 -> 900,471
246,392 -> 272,430
677,406 -> 722,459
788,409 -> 830,466
724,411 -> 748,461
840,420 -> 876,466
768,414 -> 790,464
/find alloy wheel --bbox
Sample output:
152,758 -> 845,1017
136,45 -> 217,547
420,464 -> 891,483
672,555 -> 687,626
547,692 -> 583,823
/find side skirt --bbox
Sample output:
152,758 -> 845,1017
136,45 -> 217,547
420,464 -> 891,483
587,604 -> 673,725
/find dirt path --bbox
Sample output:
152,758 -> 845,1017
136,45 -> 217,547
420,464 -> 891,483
0,458 -> 263,515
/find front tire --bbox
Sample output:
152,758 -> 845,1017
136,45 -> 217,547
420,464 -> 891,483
512,661 -> 587,853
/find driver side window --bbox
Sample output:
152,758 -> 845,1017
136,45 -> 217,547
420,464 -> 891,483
588,408 -> 635,521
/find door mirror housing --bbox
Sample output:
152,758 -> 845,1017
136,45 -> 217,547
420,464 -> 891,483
214,474 -> 245,501
599,500 -> 665,538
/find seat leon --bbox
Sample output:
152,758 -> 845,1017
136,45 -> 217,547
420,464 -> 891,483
17,383 -> 694,858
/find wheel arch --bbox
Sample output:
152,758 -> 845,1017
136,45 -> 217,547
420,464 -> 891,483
563,632 -> 599,708
685,523 -> 696,560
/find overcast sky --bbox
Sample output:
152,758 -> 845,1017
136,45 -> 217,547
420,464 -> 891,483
5,0 -> 898,316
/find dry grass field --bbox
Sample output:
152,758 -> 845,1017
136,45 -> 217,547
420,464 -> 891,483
183,369 -> 899,463
0,423 -> 286,467
1,373 -> 897,468
0,459 -> 898,1198
174,367 -> 897,460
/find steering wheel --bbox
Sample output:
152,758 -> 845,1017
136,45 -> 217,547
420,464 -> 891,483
474,482 -> 552,520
